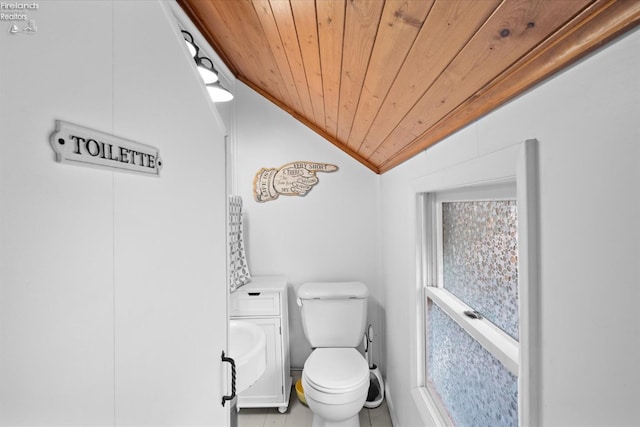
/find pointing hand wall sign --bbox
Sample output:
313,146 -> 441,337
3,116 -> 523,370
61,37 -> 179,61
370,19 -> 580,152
253,161 -> 338,202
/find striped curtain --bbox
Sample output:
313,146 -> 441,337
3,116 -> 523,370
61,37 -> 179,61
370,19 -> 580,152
229,195 -> 251,291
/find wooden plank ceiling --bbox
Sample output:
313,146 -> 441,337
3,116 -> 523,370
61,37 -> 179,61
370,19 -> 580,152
179,0 -> 640,174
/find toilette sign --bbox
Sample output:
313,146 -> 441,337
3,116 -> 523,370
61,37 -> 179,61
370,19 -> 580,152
50,120 -> 162,176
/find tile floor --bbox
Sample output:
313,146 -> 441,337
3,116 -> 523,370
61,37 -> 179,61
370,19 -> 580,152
237,372 -> 393,427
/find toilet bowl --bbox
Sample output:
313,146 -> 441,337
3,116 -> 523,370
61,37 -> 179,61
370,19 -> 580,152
302,348 -> 369,427
297,282 -> 370,427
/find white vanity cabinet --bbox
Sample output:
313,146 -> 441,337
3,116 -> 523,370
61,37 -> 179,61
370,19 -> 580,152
230,276 -> 291,413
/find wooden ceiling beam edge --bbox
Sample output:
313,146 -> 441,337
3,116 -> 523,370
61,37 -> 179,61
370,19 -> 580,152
378,0 -> 640,174
238,76 -> 381,174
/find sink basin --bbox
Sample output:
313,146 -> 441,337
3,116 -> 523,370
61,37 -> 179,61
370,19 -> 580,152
229,320 -> 267,393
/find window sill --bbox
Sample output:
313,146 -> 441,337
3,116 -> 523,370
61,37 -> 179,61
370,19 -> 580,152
411,386 -> 448,427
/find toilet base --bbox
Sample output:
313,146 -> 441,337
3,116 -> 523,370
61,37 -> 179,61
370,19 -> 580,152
301,348 -> 369,427
311,413 -> 359,427
303,380 -> 366,427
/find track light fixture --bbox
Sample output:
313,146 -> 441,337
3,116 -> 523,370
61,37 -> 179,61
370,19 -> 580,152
207,81 -> 234,102
195,56 -> 219,84
181,30 -> 197,58
181,30 -> 232,102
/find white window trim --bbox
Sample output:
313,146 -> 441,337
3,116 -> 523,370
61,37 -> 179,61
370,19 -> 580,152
410,140 -> 540,427
426,288 -> 519,376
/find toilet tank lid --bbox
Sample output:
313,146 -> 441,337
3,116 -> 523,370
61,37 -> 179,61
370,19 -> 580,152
298,282 -> 368,300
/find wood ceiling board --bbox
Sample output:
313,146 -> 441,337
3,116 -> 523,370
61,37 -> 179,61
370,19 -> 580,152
336,0 -> 385,145
179,0 -> 640,174
251,0 -> 305,116
267,0 -> 316,120
317,0 -> 346,139
291,0 -> 326,128
346,0 -> 433,151
212,0 -> 288,101
358,0 -> 502,159
346,0 -> 434,153
372,0 -> 592,163
377,0 -> 640,173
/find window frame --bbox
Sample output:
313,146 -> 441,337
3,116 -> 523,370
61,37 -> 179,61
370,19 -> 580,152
425,184 -> 520,425
431,184 -> 519,369
410,140 -> 540,427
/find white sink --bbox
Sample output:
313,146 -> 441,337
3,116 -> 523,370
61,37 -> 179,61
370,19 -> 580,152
229,320 -> 267,393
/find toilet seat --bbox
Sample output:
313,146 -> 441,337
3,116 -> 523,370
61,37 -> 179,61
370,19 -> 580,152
303,348 -> 369,395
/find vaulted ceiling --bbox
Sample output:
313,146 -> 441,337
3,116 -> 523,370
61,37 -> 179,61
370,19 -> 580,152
178,0 -> 639,173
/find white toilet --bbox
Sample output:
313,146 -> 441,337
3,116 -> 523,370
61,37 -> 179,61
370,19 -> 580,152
297,282 -> 370,427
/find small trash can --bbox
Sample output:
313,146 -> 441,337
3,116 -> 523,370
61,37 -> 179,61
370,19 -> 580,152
295,378 -> 307,406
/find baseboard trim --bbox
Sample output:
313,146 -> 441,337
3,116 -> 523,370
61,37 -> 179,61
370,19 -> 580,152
384,382 -> 399,427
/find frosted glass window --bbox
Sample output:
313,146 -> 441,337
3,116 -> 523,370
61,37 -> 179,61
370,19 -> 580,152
442,201 -> 519,340
427,301 -> 518,427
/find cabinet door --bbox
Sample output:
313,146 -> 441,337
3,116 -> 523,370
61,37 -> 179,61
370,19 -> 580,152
238,317 -> 283,406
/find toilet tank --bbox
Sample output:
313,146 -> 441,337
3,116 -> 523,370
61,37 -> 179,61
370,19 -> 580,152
297,282 -> 368,348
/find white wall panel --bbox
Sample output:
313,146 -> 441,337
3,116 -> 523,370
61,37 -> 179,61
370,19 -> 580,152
111,2 -> 228,425
0,1 -> 229,425
0,2 -> 116,424
232,82 -> 381,369
381,28 -> 640,427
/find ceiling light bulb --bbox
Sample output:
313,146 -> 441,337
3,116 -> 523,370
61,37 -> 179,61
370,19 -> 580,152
206,82 -> 233,103
186,41 -> 197,57
197,61 -> 219,84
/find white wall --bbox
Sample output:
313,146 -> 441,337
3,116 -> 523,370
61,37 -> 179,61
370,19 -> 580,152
0,2 -> 228,425
380,28 -> 640,426
231,82 -> 381,369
